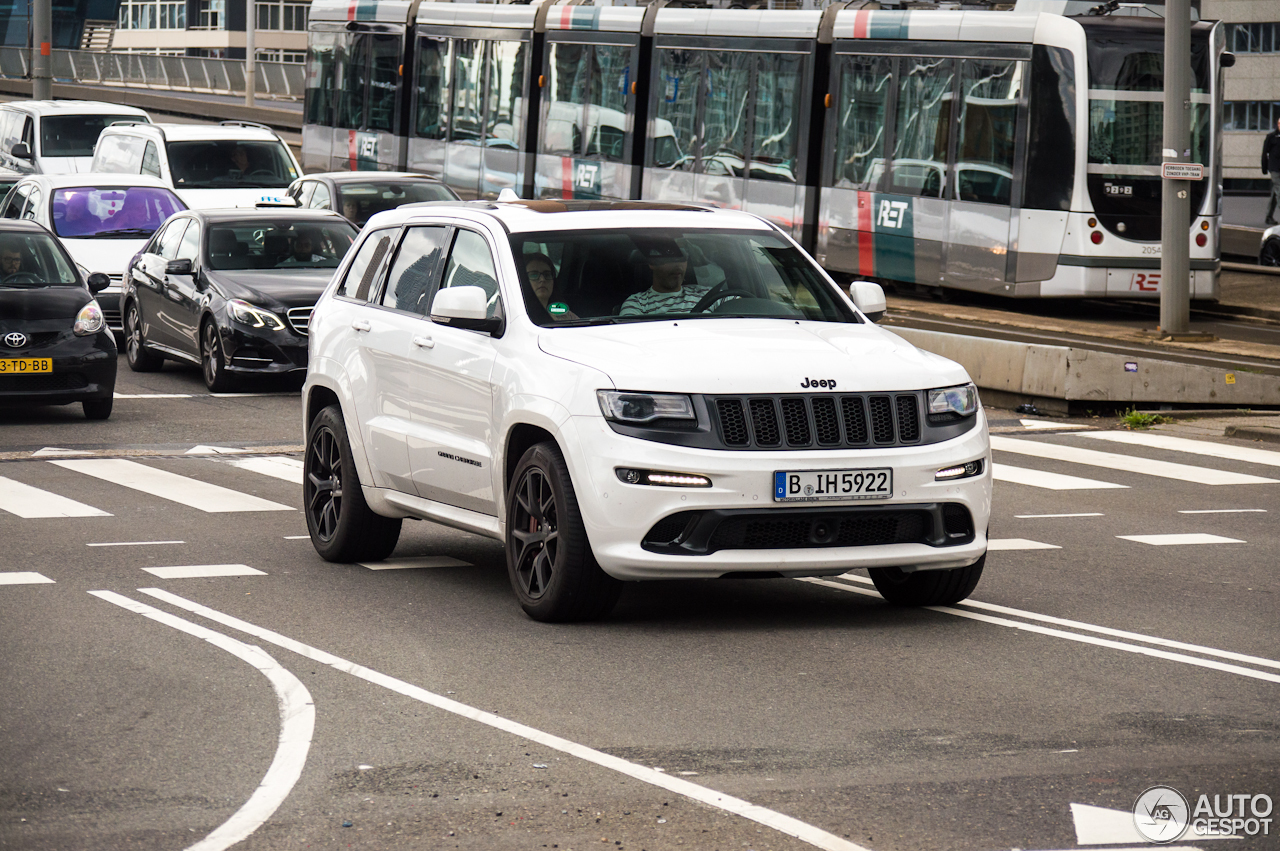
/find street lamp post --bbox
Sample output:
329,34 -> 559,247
245,0 -> 256,107
1158,0 -> 1192,337
32,0 -> 52,101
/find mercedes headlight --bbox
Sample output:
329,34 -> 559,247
927,383 -> 979,419
73,301 -> 105,336
597,391 -> 695,425
228,298 -> 286,331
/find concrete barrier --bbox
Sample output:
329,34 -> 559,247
892,327 -> 1280,411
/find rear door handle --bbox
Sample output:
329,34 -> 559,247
412,335 -> 435,349
351,319 -> 371,332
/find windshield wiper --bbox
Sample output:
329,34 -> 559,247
82,228 -> 156,238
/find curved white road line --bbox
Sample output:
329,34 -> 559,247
89,591 -> 315,851
137,587 -> 872,851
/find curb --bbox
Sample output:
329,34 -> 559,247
1223,425 -> 1280,444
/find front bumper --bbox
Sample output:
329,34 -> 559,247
218,320 -> 309,376
559,412 -> 992,581
0,332 -> 117,407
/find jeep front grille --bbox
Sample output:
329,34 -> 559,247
710,394 -> 923,450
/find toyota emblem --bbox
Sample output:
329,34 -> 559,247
3,332 -> 27,349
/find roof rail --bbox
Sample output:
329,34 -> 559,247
108,120 -> 164,142
220,120 -> 274,133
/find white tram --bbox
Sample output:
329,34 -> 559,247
303,0 -> 1227,299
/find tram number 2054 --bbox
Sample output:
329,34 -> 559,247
1130,272 -> 1161,292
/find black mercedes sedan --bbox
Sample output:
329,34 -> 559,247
286,172 -> 459,228
0,219 -> 117,419
120,208 -> 357,391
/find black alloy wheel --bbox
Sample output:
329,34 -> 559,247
124,301 -> 163,372
1260,238 -> 1280,267
506,442 -> 621,622
868,554 -> 985,606
201,319 -> 236,392
303,404 -> 401,562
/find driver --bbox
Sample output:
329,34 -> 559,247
619,238 -> 710,316
279,229 -> 325,266
230,145 -> 252,174
1,242 -> 26,278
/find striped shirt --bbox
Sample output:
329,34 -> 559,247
619,285 -> 710,316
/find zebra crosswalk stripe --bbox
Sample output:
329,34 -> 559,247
49,459 -> 293,513
224,456 -> 304,485
0,476 -> 112,518
992,463 -> 1127,491
1081,430 -> 1280,468
989,436 -> 1280,486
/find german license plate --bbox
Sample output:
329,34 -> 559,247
774,468 -> 893,502
0,358 -> 52,374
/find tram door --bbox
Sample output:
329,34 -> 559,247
536,35 -> 640,201
644,40 -> 812,242
407,33 -> 530,200
304,28 -> 406,173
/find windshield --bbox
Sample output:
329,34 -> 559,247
41,115 -> 146,157
166,140 -> 299,189
206,220 -> 357,271
508,228 -> 856,327
0,231 -> 79,286
336,181 -> 457,226
52,186 -> 185,239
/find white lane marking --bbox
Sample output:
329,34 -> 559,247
1179,509 -> 1267,514
143,564 -> 267,579
806,577 -> 1280,683
1020,419 -> 1088,430
1116,533 -> 1245,546
225,456 -> 304,484
1015,513 -> 1104,519
88,540 -> 186,548
50,459 -> 293,513
138,588 -> 871,851
283,535 -> 310,540
187,445 -> 254,456
359,556 -> 471,570
988,538 -> 1062,551
993,463 -> 1127,491
0,476 -> 112,518
1082,430 -> 1280,468
113,393 -> 193,399
1070,803 -> 1237,846
0,572 -> 55,585
31,447 -> 96,456
89,591 -> 313,851
990,436 -> 1280,486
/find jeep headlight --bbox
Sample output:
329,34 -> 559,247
597,391 -> 695,425
228,298 -> 286,331
927,383 -> 979,419
73,301 -> 105,336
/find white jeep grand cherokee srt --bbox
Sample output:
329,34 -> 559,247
303,200 -> 991,622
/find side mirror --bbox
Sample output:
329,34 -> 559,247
166,258 -> 193,275
10,142 -> 31,160
430,285 -> 503,334
1221,51 -> 1236,68
86,272 -> 110,294
849,280 -> 886,323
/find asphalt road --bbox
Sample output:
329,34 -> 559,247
2,357 -> 1278,851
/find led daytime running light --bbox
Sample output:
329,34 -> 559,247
616,468 -> 711,488
935,460 -> 984,481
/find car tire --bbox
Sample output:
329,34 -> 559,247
868,555 -> 985,607
124,301 -> 163,372
505,441 -> 622,622
304,404 -> 402,563
1260,238 -> 1280,267
82,397 -> 113,421
201,319 -> 237,393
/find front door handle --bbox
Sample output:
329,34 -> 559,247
412,334 -> 435,349
351,318 -> 371,332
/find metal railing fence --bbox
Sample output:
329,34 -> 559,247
0,47 -> 305,100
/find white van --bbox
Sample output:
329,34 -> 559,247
91,121 -> 301,210
0,101 -> 151,177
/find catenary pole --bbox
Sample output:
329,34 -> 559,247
1158,0 -> 1192,335
32,0 -> 52,101
245,0 -> 256,107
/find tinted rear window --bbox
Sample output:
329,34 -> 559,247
41,115 -> 146,157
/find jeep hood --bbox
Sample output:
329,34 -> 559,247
537,319 -> 970,394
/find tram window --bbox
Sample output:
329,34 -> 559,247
451,40 -> 484,143
834,56 -> 892,190
585,45 -> 631,162
415,37 -> 450,140
890,57 -> 953,199
542,43 -> 589,156
542,42 -> 632,162
368,35 -> 400,133
750,53 -> 801,183
653,49 -> 698,169
700,51 -> 752,176
1024,45 -> 1075,212
305,34 -> 338,127
337,34 -> 368,131
485,40 -> 526,150
956,59 -> 1020,205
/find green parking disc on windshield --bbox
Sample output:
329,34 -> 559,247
549,302 -> 569,315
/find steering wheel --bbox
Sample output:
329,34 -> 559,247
246,169 -> 277,179
689,281 -> 757,314
3,272 -> 41,284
